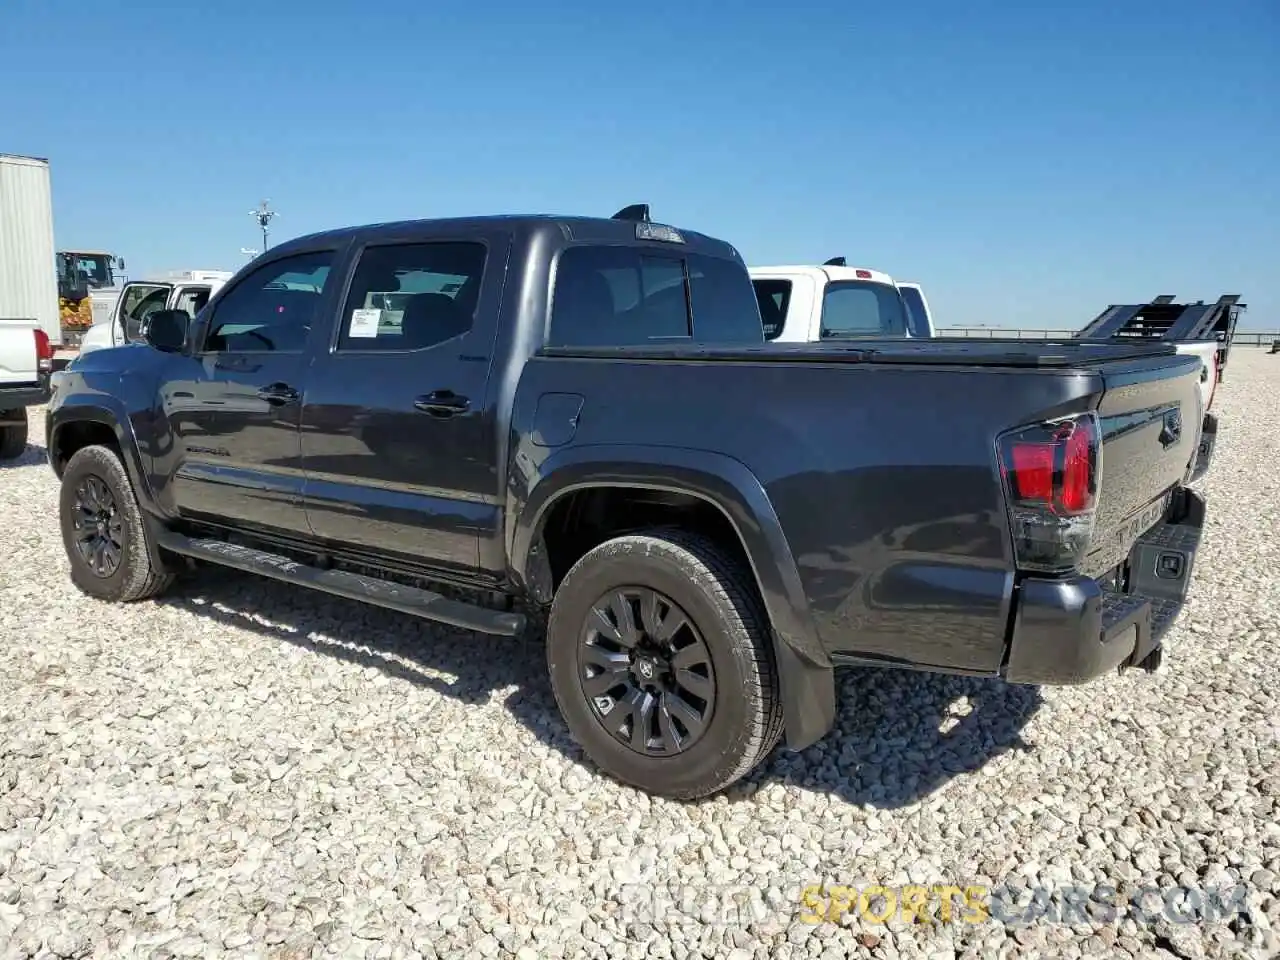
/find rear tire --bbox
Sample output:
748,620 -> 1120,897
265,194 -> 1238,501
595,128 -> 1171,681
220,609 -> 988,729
59,444 -> 175,602
546,529 -> 783,800
0,411 -> 28,460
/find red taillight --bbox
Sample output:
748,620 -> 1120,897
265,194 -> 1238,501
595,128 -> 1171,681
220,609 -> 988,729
34,328 -> 53,372
998,413 -> 1102,574
855,269 -> 872,279
1001,417 -> 1099,516
1008,442 -> 1055,501
1060,423 -> 1094,512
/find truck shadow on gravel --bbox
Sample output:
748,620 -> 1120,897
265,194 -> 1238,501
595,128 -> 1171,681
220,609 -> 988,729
159,567 -> 1041,809
0,442 -> 47,469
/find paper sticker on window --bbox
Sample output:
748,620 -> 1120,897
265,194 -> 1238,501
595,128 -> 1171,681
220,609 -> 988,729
349,308 -> 382,338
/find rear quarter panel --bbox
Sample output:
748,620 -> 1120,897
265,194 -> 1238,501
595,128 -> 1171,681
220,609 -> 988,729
509,354 -> 1107,674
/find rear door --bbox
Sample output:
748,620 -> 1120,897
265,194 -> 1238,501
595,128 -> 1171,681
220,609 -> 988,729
299,229 -> 511,575
161,248 -> 341,537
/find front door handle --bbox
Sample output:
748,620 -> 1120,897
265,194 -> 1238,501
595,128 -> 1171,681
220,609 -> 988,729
414,390 -> 470,418
257,382 -> 300,406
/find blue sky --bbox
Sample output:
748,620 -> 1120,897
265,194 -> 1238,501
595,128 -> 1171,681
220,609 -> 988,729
2,0 -> 1276,330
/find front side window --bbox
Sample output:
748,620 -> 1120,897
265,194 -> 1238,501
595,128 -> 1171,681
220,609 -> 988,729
336,241 -> 486,352
820,281 -> 909,338
202,251 -> 333,353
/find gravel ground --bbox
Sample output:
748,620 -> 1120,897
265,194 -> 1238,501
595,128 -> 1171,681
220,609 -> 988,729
2,349 -> 1278,960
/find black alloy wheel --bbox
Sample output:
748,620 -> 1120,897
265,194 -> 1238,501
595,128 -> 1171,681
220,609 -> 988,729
578,586 -> 717,756
71,474 -> 125,578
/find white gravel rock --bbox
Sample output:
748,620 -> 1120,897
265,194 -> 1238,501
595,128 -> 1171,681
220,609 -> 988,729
1,348 -> 1278,958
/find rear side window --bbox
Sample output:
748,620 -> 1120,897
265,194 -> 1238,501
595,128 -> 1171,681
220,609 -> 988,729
548,246 -> 763,347
820,281 -> 909,339
336,241 -> 486,352
752,279 -> 792,340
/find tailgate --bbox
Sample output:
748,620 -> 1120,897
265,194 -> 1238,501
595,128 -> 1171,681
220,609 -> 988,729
0,326 -> 39,387
1082,352 -> 1203,576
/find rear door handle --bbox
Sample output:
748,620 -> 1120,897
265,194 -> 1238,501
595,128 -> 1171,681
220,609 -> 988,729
257,382 -> 300,406
414,390 -> 470,418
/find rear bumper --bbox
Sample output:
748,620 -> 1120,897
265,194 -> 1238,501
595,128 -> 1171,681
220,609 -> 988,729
1004,485 -> 1205,685
0,376 -> 51,416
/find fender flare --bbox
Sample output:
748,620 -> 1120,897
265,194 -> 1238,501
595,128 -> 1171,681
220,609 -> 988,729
510,443 -> 836,751
47,400 -> 173,573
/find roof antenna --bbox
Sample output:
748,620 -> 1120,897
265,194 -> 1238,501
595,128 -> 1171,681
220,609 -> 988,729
824,256 -> 846,266
612,203 -> 650,222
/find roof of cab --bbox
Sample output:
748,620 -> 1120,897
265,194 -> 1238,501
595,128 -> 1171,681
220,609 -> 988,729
268,212 -> 744,262
749,264 -> 897,285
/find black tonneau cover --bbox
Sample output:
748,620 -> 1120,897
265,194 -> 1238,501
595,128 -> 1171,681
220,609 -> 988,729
542,337 -> 1181,369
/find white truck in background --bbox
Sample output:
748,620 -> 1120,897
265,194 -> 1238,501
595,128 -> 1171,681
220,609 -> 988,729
748,258 -> 933,342
0,321 -> 53,459
76,269 -> 233,356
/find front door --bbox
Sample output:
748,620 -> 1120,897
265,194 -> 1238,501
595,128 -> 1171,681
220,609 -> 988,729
162,248 -> 340,537
299,233 -> 508,576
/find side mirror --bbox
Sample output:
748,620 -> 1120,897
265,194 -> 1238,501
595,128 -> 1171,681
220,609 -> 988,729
116,257 -> 126,271
141,309 -> 190,353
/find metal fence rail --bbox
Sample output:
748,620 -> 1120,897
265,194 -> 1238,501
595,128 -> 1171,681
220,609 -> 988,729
938,327 -> 1280,347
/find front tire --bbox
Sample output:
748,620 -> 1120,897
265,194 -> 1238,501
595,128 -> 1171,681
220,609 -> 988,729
546,529 -> 784,800
0,410 -> 27,460
58,444 -> 175,602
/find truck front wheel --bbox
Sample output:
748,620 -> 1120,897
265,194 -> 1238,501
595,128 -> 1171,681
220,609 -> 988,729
0,409 -> 28,460
58,444 -> 175,603
545,529 -> 784,800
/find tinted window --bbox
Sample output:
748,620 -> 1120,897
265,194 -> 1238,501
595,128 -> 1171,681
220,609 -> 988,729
687,256 -> 765,344
549,246 -> 761,347
820,281 -> 909,338
337,242 -> 486,352
752,279 -> 792,340
203,251 -> 333,353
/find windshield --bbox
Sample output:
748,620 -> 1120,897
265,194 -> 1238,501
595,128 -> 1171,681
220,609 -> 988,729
819,281 -> 910,338
899,287 -> 932,337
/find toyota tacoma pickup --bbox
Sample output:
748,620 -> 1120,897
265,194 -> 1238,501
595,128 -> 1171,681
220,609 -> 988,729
44,205 -> 1212,799
0,320 -> 53,459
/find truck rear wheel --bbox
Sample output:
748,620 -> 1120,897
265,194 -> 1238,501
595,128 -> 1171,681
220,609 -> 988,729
545,529 -> 783,800
0,410 -> 28,460
58,444 -> 175,603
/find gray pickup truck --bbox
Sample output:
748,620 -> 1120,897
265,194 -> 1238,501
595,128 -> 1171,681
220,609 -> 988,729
45,205 -> 1213,799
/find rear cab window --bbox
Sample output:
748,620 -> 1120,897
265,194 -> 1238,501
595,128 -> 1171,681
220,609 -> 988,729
820,281 -> 909,339
547,244 -> 763,347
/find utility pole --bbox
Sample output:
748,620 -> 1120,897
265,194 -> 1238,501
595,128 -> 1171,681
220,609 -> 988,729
250,200 -> 276,251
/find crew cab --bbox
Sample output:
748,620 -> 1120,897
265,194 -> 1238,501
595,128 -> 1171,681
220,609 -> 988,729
45,205 -> 1213,799
76,270 -> 233,356
749,258 -> 932,342
0,319 -> 53,459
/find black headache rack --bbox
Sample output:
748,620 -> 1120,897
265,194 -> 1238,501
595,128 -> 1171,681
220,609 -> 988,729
1074,293 -> 1247,381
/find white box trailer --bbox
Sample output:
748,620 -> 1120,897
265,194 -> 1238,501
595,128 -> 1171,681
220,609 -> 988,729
0,154 -> 60,347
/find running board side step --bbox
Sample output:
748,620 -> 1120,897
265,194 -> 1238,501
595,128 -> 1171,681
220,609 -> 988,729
154,531 -> 526,637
